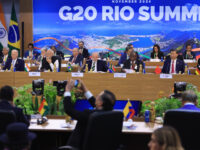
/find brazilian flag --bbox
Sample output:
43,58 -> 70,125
8,2 -> 20,56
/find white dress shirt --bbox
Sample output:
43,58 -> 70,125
170,59 -> 177,74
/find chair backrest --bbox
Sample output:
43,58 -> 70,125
0,109 -> 16,134
82,111 -> 123,150
164,109 -> 200,150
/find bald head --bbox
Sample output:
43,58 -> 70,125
92,52 -> 99,61
46,49 -> 54,58
11,50 -> 18,60
3,47 -> 9,56
72,48 -> 79,57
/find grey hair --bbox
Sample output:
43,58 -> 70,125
182,90 -> 197,103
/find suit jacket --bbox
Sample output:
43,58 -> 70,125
40,56 -> 61,72
79,48 -> 89,59
179,104 -> 200,111
69,54 -> 83,65
56,51 -> 64,59
86,60 -> 108,72
118,52 -> 127,66
183,51 -> 196,59
3,58 -> 25,71
151,51 -> 164,59
122,59 -> 142,72
0,55 -> 11,65
0,100 -> 29,126
162,58 -> 185,74
64,95 -> 99,149
24,50 -> 39,60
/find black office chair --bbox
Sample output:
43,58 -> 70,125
59,111 -> 124,150
164,109 -> 200,150
0,109 -> 16,149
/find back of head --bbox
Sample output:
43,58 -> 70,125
0,86 -> 14,101
181,90 -> 197,104
101,90 -> 116,111
154,126 -> 183,150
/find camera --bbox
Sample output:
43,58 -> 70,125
32,79 -> 45,96
74,80 -> 79,87
53,80 -> 67,96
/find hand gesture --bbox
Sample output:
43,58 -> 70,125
46,57 -> 52,64
65,79 -> 75,92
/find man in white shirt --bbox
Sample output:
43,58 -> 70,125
39,49 -> 60,72
85,52 -> 108,72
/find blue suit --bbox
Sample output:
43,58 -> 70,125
118,52 -> 127,66
179,104 -> 200,111
69,54 -> 83,65
3,58 -> 25,71
24,50 -> 39,60
162,59 -> 185,74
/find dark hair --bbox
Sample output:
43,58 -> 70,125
101,90 -> 116,111
186,44 -> 192,49
153,44 -> 161,53
170,49 -> 178,53
79,41 -> 84,44
28,43 -> 34,48
127,43 -> 133,47
125,46 -> 132,53
182,90 -> 197,103
0,86 -> 14,101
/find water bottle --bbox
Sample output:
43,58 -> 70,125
145,110 -> 150,123
143,62 -> 146,74
161,57 -> 163,62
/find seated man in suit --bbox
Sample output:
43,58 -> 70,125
24,43 -> 39,60
122,51 -> 142,73
51,46 -> 64,59
85,52 -> 108,72
3,50 -> 25,71
162,49 -> 185,74
63,79 -> 116,149
39,49 -> 60,72
35,48 -> 47,65
69,48 -> 83,66
0,86 -> 30,126
183,44 -> 195,60
179,90 -> 200,111
78,41 -> 89,59
0,47 -> 11,66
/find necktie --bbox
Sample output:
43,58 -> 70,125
171,60 -> 175,73
92,61 -> 95,71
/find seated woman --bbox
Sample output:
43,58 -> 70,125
151,44 -> 164,59
148,126 -> 184,150
122,51 -> 142,73
183,44 -> 195,60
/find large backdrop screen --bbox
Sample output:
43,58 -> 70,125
33,0 -> 200,59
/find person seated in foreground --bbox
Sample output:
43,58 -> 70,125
39,49 -> 60,72
183,44 -> 195,60
85,52 -> 108,72
162,49 -> 185,74
179,90 -> 200,111
0,123 -> 36,150
150,44 -> 164,60
0,86 -> 29,126
3,50 -> 25,71
69,48 -> 83,66
148,126 -> 184,150
122,51 -> 142,73
63,79 -> 116,149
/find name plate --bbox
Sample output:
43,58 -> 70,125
71,72 -> 83,77
29,72 -> 41,77
160,74 -> 172,79
114,73 -> 126,78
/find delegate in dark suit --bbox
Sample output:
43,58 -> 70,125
79,48 -> 89,59
64,95 -> 98,148
0,55 -> 11,65
69,54 -> 83,65
162,59 -> 185,74
0,100 -> 29,126
3,58 -> 25,71
56,51 -> 64,59
150,51 -> 164,59
24,50 -> 40,60
183,51 -> 196,59
86,60 -> 108,72
122,59 -> 142,72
